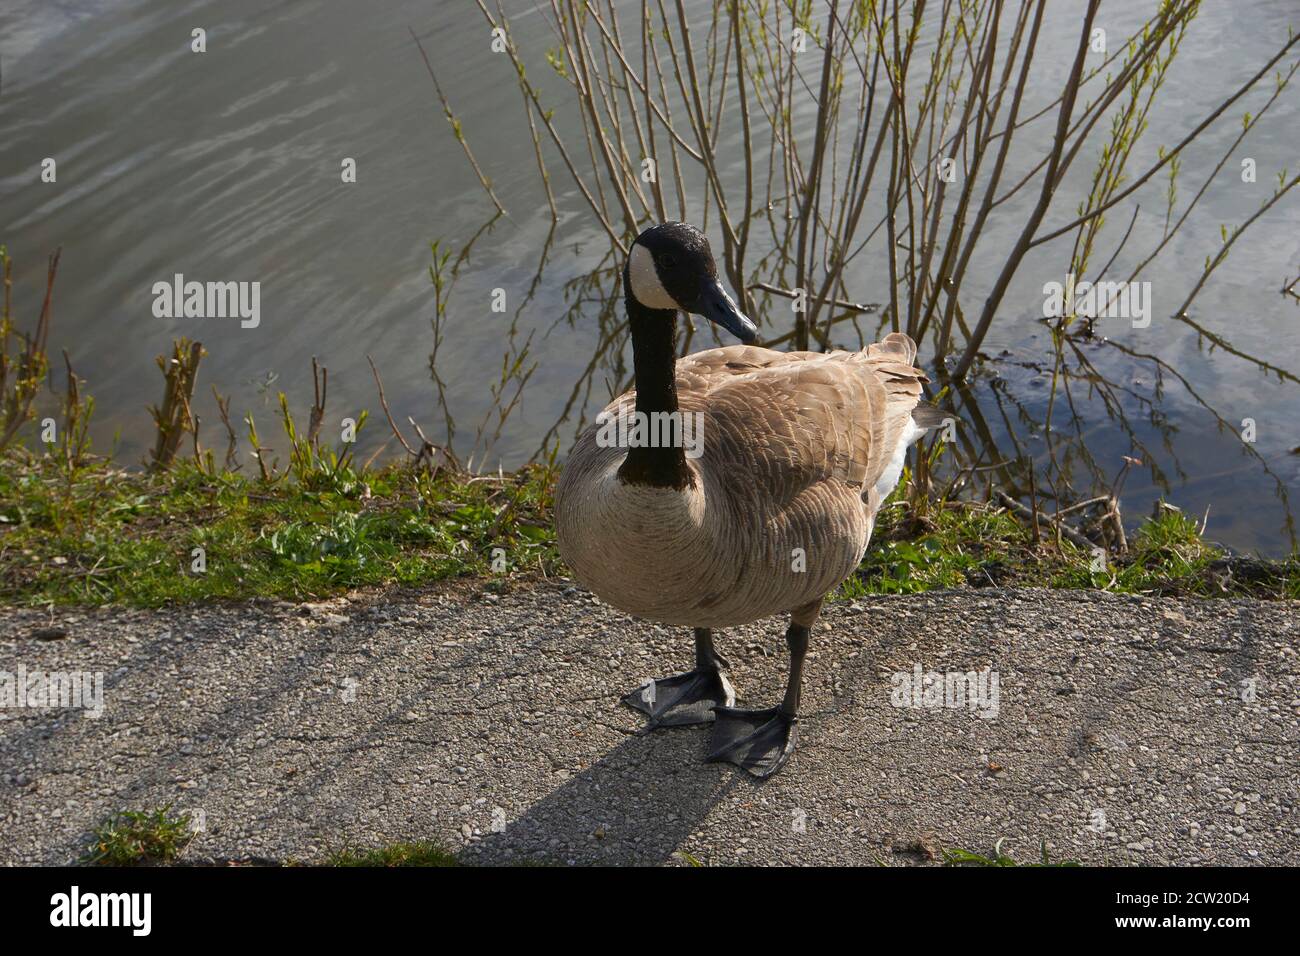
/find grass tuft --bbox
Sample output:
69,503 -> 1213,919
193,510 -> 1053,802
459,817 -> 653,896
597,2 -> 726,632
943,838 -> 1079,867
324,841 -> 459,867
85,805 -> 194,866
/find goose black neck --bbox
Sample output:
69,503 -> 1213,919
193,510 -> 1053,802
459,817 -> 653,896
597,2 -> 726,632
617,292 -> 693,490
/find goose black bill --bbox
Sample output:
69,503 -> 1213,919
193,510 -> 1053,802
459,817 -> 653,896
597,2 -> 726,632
696,277 -> 759,344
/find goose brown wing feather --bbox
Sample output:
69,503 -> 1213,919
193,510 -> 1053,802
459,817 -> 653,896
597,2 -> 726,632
670,333 -> 929,507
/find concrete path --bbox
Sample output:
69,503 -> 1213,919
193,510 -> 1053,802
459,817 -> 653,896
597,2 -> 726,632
1,583 -> 1296,865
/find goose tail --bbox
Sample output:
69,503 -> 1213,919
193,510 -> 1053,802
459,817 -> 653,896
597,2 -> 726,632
910,402 -> 951,430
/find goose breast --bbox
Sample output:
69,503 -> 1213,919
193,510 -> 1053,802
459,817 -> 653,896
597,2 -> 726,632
556,334 -> 929,627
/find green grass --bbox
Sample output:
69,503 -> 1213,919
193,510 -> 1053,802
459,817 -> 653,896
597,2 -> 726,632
2,444 -> 1295,607
0,454 -> 558,606
83,810 -> 1074,868
82,811 -> 457,866
323,841 -> 460,867
1048,505 -> 1300,597
839,494 -> 1299,600
943,838 -> 1080,867
843,501 -> 1030,596
85,806 -> 194,865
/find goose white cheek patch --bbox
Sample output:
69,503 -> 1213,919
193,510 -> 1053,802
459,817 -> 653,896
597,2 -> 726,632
628,243 -> 680,310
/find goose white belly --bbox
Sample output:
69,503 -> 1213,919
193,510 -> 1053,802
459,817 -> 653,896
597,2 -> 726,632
874,418 -> 927,500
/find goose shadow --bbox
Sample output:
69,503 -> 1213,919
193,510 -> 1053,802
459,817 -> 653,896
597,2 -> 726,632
462,723 -> 743,866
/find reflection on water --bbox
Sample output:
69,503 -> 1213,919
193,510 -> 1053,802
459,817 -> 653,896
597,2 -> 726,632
0,1 -> 1297,555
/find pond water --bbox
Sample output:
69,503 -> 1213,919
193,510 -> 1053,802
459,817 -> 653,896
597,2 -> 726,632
1,0 -> 1297,554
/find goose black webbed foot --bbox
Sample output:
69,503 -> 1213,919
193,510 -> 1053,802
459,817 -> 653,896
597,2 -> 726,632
706,618 -> 811,778
622,628 -> 735,728
622,666 -> 735,728
705,706 -> 797,778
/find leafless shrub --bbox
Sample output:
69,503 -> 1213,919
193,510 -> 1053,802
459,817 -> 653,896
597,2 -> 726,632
148,339 -> 205,472
0,247 -> 60,451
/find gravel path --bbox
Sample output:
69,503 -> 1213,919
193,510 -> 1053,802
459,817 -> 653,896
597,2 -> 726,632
1,583 -> 1296,865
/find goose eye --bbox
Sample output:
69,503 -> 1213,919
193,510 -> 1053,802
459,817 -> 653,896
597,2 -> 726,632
658,254 -> 676,270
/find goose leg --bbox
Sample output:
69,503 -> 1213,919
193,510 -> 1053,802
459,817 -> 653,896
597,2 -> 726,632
621,628 -> 737,728
707,620 -> 809,778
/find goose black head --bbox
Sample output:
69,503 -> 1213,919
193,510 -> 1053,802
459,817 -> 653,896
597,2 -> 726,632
626,221 -> 759,344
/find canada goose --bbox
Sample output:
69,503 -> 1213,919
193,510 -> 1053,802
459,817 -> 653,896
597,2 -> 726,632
555,221 -> 942,777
